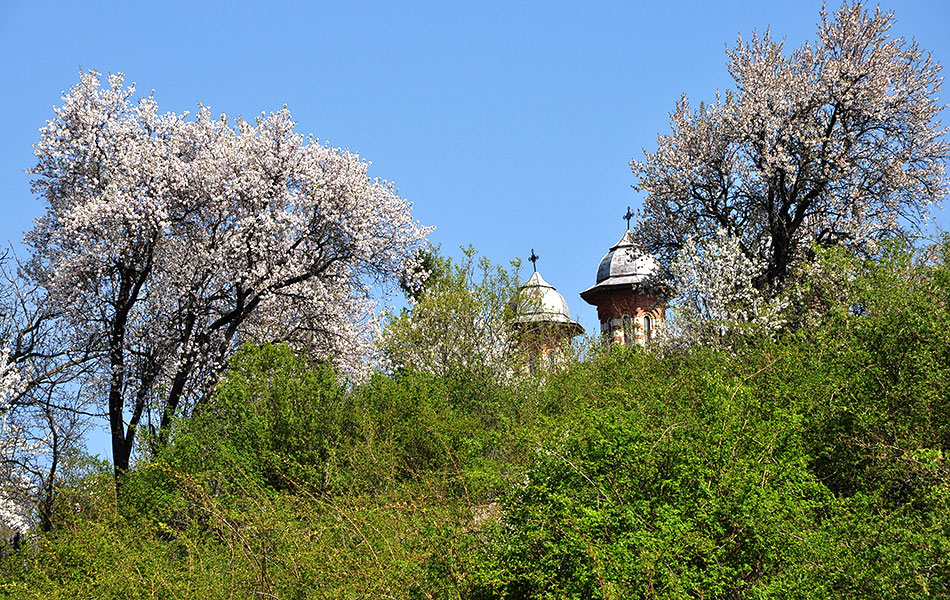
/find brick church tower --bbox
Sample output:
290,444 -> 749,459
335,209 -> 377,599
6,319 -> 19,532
580,229 -> 667,345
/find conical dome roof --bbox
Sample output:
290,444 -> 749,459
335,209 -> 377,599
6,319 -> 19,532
580,230 -> 663,304
594,230 -> 659,285
514,271 -> 585,336
516,271 -> 572,322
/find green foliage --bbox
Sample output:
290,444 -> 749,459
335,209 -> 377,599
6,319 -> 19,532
118,343 -> 347,527
41,449 -> 114,530
470,240 -> 950,599
200,343 -> 347,492
0,344 -> 508,598
382,245 -> 526,381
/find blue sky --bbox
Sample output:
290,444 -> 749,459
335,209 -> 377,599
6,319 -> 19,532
2,0 -> 949,332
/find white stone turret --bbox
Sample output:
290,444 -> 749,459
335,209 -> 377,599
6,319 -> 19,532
513,269 -> 584,374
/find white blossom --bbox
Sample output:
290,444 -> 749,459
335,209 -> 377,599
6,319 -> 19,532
665,229 -> 787,346
0,350 -> 21,409
26,71 -> 430,473
0,349 -> 37,536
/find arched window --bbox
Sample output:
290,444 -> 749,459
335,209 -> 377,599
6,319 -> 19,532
642,315 -> 652,342
622,316 -> 636,347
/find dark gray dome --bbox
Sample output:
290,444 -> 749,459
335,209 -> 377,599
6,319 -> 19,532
594,230 -> 659,285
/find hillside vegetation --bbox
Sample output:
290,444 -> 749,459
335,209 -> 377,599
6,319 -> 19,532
1,243 -> 948,599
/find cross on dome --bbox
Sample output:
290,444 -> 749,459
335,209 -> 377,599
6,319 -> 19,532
528,248 -> 539,272
623,206 -> 635,230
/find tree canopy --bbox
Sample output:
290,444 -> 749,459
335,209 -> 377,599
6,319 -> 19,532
632,2 -> 948,291
380,246 -> 524,382
24,71 -> 430,478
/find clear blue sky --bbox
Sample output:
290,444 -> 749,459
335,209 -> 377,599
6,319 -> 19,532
2,0 -> 948,330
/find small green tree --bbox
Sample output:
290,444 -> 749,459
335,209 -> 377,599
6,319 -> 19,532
381,246 -> 526,382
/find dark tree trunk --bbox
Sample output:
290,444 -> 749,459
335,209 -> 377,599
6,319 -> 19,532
108,277 -> 133,482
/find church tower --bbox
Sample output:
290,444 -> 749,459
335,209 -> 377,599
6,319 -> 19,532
513,250 -> 584,373
580,215 -> 667,346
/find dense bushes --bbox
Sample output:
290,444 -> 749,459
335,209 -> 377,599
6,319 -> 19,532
473,346 -> 949,598
1,243 -> 949,598
470,243 -> 950,599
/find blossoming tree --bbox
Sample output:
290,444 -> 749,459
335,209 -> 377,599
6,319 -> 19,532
632,2 -> 948,298
26,72 -> 429,480
667,228 -> 788,345
0,253 -> 93,536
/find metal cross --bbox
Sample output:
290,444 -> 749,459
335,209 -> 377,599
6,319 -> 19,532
528,249 -> 539,272
623,206 -> 635,230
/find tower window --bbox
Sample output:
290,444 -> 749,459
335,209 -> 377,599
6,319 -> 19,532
622,316 -> 636,347
643,315 -> 652,342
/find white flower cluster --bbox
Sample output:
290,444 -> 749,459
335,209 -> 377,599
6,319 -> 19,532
668,229 -> 787,345
0,349 -> 36,536
0,350 -> 20,409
